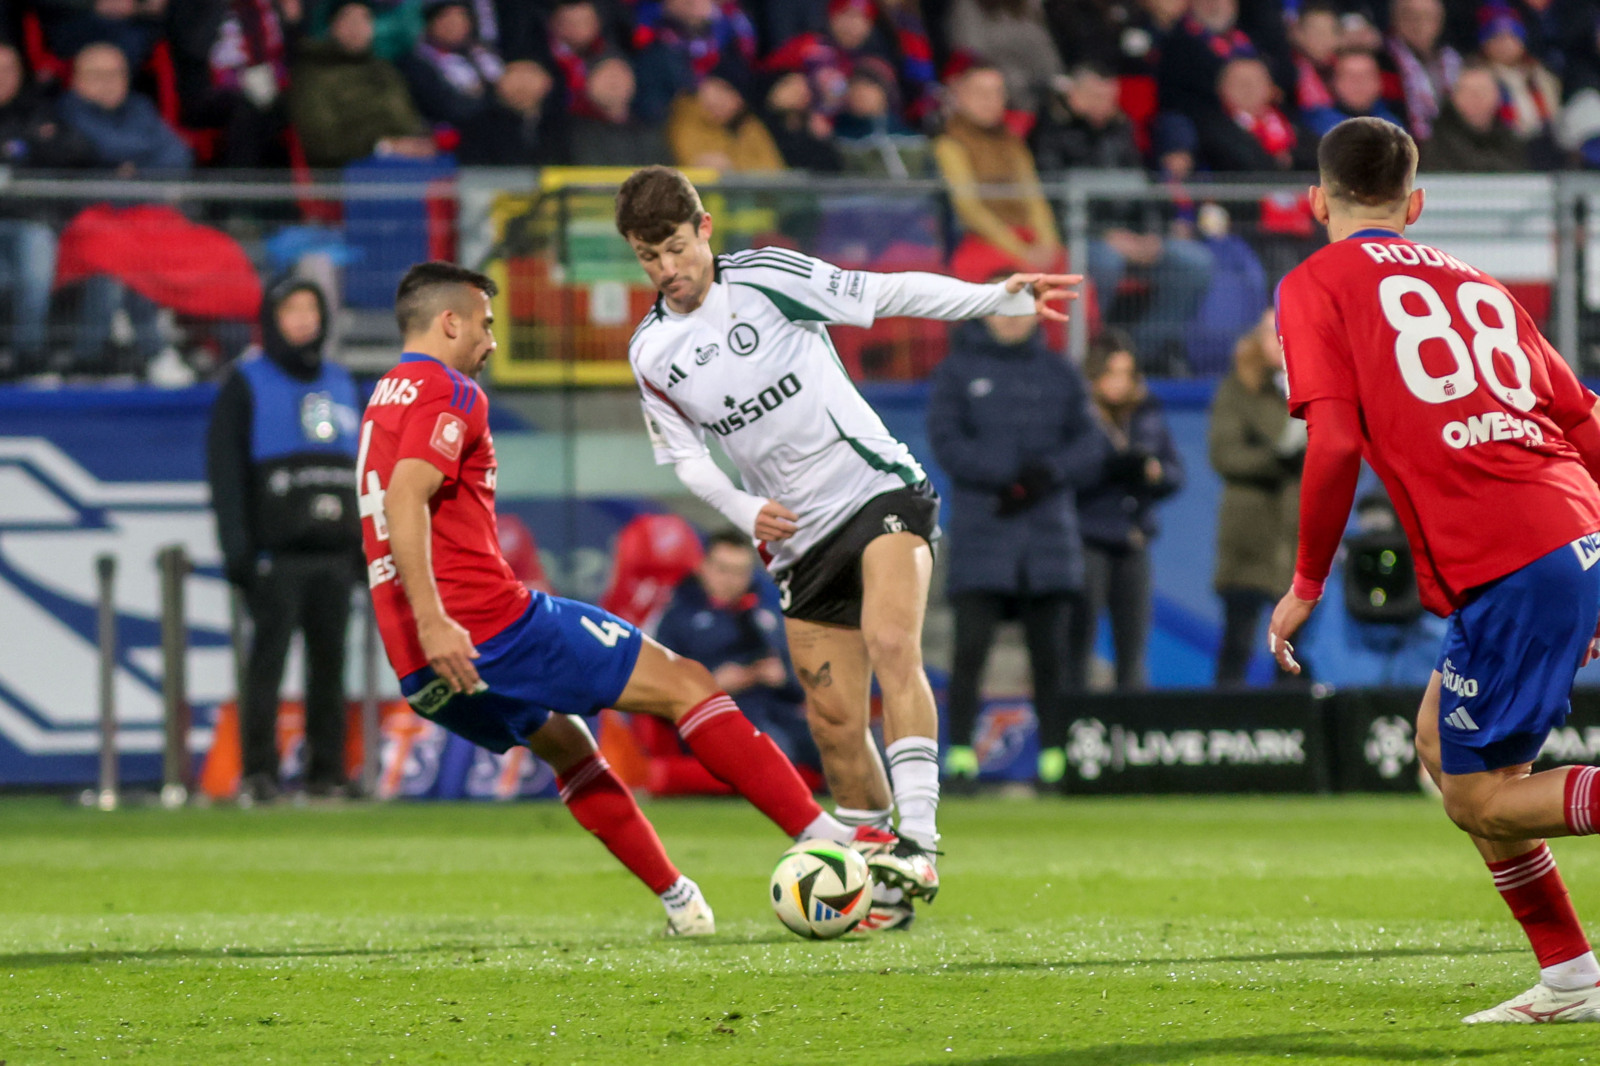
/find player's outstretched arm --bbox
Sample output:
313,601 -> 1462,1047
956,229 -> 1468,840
385,457 -> 480,693
868,269 -> 1081,324
1268,398 -> 1364,674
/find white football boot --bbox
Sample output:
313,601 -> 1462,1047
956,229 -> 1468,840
1463,982 -> 1600,1023
663,891 -> 716,937
848,826 -> 940,902
857,883 -> 915,932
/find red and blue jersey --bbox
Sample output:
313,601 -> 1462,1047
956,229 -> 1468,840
358,354 -> 529,678
1278,228 -> 1600,615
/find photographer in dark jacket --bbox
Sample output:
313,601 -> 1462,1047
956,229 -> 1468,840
928,304 -> 1107,790
207,277 -> 362,804
1068,331 -> 1183,691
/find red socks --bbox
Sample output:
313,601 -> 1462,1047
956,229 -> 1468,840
1566,765 -> 1600,835
557,754 -> 679,895
677,692 -> 823,838
1488,843 -> 1593,970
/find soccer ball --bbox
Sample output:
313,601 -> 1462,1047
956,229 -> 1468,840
770,838 -> 873,939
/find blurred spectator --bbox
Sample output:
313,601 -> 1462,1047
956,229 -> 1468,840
762,0 -> 939,129
1420,61 -> 1529,169
654,530 -> 820,773
545,1 -> 616,117
927,306 -> 1106,788
831,57 -> 912,139
1290,3 -> 1342,113
207,277 -> 361,805
289,0 -> 433,167
36,0 -> 167,69
58,42 -> 193,174
1303,48 -> 1406,135
398,0 -> 507,127
1035,66 -> 1213,368
667,74 -> 784,170
1196,57 -> 1314,171
1069,330 -> 1183,691
1209,308 -> 1304,686
1384,0 -> 1461,140
935,62 -> 1062,275
946,0 -> 1065,114
1157,0 -> 1259,117
761,69 -> 843,169
168,0 -> 304,168
308,0 -> 425,62
565,56 -> 672,165
57,42 -> 190,379
0,43 -> 95,378
455,59 -> 560,163
632,0 -> 759,124
1044,0 -> 1181,77
1480,4 -> 1561,165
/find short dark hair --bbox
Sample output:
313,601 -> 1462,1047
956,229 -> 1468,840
394,261 -> 497,337
1085,327 -> 1136,381
615,166 -> 704,244
1317,116 -> 1417,208
705,529 -> 753,555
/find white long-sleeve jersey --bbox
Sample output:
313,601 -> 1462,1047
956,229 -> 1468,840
630,247 -> 1035,574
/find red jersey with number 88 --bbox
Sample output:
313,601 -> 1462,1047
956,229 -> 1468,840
358,354 -> 530,677
1278,230 -> 1600,616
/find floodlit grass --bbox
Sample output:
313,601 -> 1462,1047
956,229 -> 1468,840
3,794 -> 1598,1064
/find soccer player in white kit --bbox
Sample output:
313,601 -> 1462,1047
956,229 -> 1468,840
615,167 -> 1080,928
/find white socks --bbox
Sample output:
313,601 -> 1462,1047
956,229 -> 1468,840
1544,951 -> 1600,992
834,805 -> 894,831
659,875 -> 700,914
885,736 -> 940,849
799,810 -> 855,844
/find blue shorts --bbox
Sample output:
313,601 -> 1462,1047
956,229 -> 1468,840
1435,534 -> 1600,775
399,593 -> 644,754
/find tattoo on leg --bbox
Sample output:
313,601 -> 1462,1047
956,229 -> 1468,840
798,661 -> 833,690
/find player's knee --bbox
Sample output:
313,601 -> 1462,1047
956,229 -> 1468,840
863,625 -> 922,678
661,655 -> 718,721
1442,789 -> 1516,840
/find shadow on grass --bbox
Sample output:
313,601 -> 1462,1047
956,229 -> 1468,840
0,941 -> 558,969
932,1028 -> 1588,1065
935,944 -> 1525,973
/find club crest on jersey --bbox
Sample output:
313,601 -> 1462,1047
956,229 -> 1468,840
430,413 -> 467,461
729,322 -> 760,356
883,514 -> 906,534
694,342 -> 720,365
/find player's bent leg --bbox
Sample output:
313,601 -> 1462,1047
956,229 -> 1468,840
525,714 -> 713,937
613,636 -> 848,843
784,617 -> 890,814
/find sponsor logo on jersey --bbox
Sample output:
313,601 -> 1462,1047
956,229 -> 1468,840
883,513 -> 906,534
666,362 -> 687,385
1363,716 -> 1415,779
370,377 -> 420,407
701,373 -> 803,437
1444,708 -> 1480,731
694,343 -> 719,366
1441,658 -> 1480,699
729,322 -> 760,356
1440,412 -> 1545,450
430,413 -> 467,461
1574,533 -> 1600,571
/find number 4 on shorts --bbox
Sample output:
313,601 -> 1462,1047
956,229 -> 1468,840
581,616 -> 630,648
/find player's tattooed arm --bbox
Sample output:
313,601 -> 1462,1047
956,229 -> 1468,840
797,662 -> 833,690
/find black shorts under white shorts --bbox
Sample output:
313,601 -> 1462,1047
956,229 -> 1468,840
775,481 -> 940,628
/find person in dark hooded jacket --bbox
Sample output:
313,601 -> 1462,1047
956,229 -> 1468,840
207,277 -> 363,805
927,303 -> 1107,790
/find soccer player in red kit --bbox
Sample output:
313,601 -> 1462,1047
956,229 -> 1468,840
360,262 -> 921,936
1269,118 -> 1600,1022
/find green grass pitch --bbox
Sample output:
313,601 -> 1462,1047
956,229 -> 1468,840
5,794 -> 1600,1064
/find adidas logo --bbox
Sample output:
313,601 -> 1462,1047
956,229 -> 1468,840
666,362 -> 686,387
1444,708 -> 1480,732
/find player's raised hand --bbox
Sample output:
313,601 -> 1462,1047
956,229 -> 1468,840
1266,590 -> 1318,675
418,613 -> 482,694
755,499 -> 799,542
1003,273 -> 1083,323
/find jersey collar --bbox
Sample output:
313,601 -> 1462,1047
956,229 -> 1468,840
400,352 -> 443,365
1346,227 -> 1405,240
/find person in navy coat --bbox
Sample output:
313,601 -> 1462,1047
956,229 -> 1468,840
927,307 -> 1106,788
